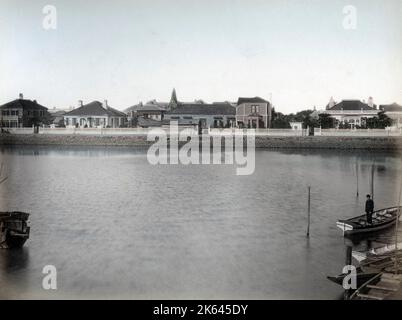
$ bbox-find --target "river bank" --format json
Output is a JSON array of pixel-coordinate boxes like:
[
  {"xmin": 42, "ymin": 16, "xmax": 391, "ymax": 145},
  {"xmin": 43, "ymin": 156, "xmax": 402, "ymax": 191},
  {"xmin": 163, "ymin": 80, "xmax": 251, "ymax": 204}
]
[{"xmin": 1, "ymin": 134, "xmax": 402, "ymax": 150}]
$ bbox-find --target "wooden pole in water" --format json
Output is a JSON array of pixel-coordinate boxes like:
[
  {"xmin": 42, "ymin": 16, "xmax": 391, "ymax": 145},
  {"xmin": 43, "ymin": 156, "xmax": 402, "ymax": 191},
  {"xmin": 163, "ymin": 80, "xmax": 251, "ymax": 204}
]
[
  {"xmin": 356, "ymin": 160, "xmax": 359, "ymax": 197},
  {"xmin": 394, "ymin": 178, "xmax": 402, "ymax": 275},
  {"xmin": 371, "ymin": 163, "xmax": 375, "ymax": 201},
  {"xmin": 307, "ymin": 186, "xmax": 311, "ymax": 237},
  {"xmin": 345, "ymin": 245, "xmax": 352, "ymax": 266},
  {"xmin": 0, "ymin": 163, "xmax": 7, "ymax": 185}
]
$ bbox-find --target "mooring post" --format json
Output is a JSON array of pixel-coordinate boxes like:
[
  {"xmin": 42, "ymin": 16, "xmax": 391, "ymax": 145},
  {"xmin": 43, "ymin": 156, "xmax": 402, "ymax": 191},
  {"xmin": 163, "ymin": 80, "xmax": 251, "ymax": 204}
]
[
  {"xmin": 345, "ymin": 245, "xmax": 352, "ymax": 266},
  {"xmin": 356, "ymin": 160, "xmax": 359, "ymax": 197},
  {"xmin": 394, "ymin": 179, "xmax": 402, "ymax": 275},
  {"xmin": 344, "ymin": 245, "xmax": 353, "ymax": 300},
  {"xmin": 307, "ymin": 186, "xmax": 311, "ymax": 237},
  {"xmin": 371, "ymin": 163, "xmax": 375, "ymax": 201}
]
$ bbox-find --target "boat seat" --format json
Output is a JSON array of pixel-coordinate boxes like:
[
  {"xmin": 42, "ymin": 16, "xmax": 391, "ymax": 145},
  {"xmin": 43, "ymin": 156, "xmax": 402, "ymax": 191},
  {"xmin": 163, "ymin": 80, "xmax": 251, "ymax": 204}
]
[
  {"xmin": 366, "ymin": 284, "xmax": 398, "ymax": 291},
  {"xmin": 356, "ymin": 293, "xmax": 384, "ymax": 300}
]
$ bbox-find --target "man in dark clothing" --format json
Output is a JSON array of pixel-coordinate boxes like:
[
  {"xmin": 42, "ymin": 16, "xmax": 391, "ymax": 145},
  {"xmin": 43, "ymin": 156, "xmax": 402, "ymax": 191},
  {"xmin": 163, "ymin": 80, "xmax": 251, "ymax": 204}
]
[{"xmin": 365, "ymin": 194, "xmax": 374, "ymax": 224}]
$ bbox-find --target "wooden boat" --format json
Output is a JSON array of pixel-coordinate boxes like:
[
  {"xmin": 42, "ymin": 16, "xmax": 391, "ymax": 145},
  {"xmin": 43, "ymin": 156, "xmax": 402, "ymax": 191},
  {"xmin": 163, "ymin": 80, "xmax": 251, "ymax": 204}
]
[
  {"xmin": 327, "ymin": 272, "xmax": 380, "ymax": 288},
  {"xmin": 349, "ymin": 272, "xmax": 402, "ymax": 300},
  {"xmin": 336, "ymin": 206, "xmax": 401, "ymax": 236},
  {"xmin": 358, "ymin": 249, "xmax": 402, "ymax": 274},
  {"xmin": 0, "ymin": 211, "xmax": 30, "ymax": 249}
]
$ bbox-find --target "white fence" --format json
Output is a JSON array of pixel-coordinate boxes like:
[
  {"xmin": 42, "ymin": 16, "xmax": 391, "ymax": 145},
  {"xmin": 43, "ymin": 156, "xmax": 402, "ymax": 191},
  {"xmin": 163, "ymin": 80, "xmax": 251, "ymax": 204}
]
[
  {"xmin": 208, "ymin": 128, "xmax": 306, "ymax": 136},
  {"xmin": 314, "ymin": 128, "xmax": 402, "ymax": 137},
  {"xmin": 39, "ymin": 127, "xmax": 307, "ymax": 136},
  {"xmin": 39, "ymin": 127, "xmax": 156, "ymax": 135},
  {"xmin": 2, "ymin": 127, "xmax": 402, "ymax": 137},
  {"xmin": 2, "ymin": 127, "xmax": 35, "ymax": 134}
]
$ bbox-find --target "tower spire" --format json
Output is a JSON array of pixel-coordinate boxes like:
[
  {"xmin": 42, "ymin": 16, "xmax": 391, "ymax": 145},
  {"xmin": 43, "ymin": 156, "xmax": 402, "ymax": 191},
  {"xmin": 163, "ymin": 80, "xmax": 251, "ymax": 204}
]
[{"xmin": 169, "ymin": 88, "xmax": 178, "ymax": 110}]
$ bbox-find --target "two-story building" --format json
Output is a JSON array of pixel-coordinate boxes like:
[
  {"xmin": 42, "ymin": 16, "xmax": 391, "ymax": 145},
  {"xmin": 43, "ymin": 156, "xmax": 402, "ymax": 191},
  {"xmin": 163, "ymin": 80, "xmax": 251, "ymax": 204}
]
[
  {"xmin": 64, "ymin": 100, "xmax": 127, "ymax": 128},
  {"xmin": 235, "ymin": 97, "xmax": 272, "ymax": 128},
  {"xmin": 0, "ymin": 94, "xmax": 50, "ymax": 128}
]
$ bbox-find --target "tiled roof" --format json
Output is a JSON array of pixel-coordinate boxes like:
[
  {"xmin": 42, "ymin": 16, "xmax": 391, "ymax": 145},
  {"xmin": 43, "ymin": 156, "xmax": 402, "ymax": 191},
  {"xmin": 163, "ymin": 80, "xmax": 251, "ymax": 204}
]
[
  {"xmin": 328, "ymin": 100, "xmax": 375, "ymax": 111},
  {"xmin": 64, "ymin": 101, "xmax": 126, "ymax": 117},
  {"xmin": 125, "ymin": 103, "xmax": 167, "ymax": 113},
  {"xmin": 137, "ymin": 117, "xmax": 163, "ymax": 127},
  {"xmin": 237, "ymin": 97, "xmax": 269, "ymax": 105},
  {"xmin": 380, "ymin": 103, "xmax": 402, "ymax": 112},
  {"xmin": 0, "ymin": 99, "xmax": 48, "ymax": 110},
  {"xmin": 167, "ymin": 103, "xmax": 236, "ymax": 115}
]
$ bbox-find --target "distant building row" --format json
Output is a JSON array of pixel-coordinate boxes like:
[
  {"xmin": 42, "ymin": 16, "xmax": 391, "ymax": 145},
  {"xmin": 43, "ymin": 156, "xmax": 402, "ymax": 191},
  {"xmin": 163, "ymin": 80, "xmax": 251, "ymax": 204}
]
[
  {"xmin": 1, "ymin": 92, "xmax": 402, "ymax": 129},
  {"xmin": 0, "ymin": 90, "xmax": 273, "ymax": 129}
]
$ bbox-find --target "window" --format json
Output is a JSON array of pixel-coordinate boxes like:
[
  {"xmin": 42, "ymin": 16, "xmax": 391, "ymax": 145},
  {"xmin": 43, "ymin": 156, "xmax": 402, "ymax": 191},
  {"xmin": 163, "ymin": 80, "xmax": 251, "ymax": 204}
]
[{"xmin": 251, "ymin": 105, "xmax": 259, "ymax": 113}]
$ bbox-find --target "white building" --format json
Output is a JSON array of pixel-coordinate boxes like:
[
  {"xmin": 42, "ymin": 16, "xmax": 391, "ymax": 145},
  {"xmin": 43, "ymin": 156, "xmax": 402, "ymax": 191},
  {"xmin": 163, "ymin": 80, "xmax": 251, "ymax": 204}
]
[
  {"xmin": 164, "ymin": 102, "xmax": 236, "ymax": 128},
  {"xmin": 324, "ymin": 97, "xmax": 378, "ymax": 128},
  {"xmin": 379, "ymin": 103, "xmax": 402, "ymax": 128},
  {"xmin": 289, "ymin": 122, "xmax": 303, "ymax": 130},
  {"xmin": 64, "ymin": 100, "xmax": 127, "ymax": 128}
]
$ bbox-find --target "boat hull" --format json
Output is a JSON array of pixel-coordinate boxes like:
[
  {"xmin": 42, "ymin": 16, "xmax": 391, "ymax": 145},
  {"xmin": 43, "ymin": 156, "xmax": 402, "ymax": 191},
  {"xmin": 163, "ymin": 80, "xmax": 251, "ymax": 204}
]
[
  {"xmin": 0, "ymin": 212, "xmax": 30, "ymax": 249},
  {"xmin": 337, "ymin": 206, "xmax": 401, "ymax": 236},
  {"xmin": 327, "ymin": 272, "xmax": 380, "ymax": 288}
]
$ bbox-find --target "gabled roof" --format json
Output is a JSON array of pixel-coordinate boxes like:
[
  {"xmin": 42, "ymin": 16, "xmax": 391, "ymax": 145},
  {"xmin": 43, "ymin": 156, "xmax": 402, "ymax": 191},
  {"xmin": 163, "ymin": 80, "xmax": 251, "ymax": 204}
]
[
  {"xmin": 237, "ymin": 97, "xmax": 269, "ymax": 105},
  {"xmin": 64, "ymin": 101, "xmax": 126, "ymax": 117},
  {"xmin": 0, "ymin": 99, "xmax": 48, "ymax": 110},
  {"xmin": 125, "ymin": 101, "xmax": 168, "ymax": 113},
  {"xmin": 379, "ymin": 103, "xmax": 402, "ymax": 112},
  {"xmin": 167, "ymin": 103, "xmax": 236, "ymax": 115},
  {"xmin": 328, "ymin": 100, "xmax": 375, "ymax": 111}
]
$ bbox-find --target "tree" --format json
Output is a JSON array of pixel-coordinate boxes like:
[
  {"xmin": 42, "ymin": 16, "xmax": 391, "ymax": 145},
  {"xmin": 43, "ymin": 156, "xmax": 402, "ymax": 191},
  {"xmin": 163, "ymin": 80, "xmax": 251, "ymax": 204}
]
[
  {"xmin": 366, "ymin": 111, "xmax": 392, "ymax": 129},
  {"xmin": 271, "ymin": 108, "xmax": 291, "ymax": 128},
  {"xmin": 318, "ymin": 113, "xmax": 334, "ymax": 129},
  {"xmin": 292, "ymin": 110, "xmax": 319, "ymax": 128}
]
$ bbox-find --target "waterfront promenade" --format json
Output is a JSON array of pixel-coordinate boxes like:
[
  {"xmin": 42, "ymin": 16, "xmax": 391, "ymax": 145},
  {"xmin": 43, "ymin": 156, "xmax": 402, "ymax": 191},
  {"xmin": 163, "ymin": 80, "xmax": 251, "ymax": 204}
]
[{"xmin": 1, "ymin": 128, "xmax": 402, "ymax": 150}]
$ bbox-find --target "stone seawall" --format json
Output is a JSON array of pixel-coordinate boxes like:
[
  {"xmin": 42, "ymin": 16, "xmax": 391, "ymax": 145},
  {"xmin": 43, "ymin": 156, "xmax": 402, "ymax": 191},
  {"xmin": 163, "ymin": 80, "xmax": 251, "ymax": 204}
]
[{"xmin": 0, "ymin": 134, "xmax": 402, "ymax": 150}]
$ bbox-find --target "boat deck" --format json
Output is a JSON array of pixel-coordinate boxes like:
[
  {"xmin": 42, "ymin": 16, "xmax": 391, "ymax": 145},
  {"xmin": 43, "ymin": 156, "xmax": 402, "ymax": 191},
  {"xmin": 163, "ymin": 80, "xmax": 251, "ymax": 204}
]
[{"xmin": 352, "ymin": 273, "xmax": 402, "ymax": 300}]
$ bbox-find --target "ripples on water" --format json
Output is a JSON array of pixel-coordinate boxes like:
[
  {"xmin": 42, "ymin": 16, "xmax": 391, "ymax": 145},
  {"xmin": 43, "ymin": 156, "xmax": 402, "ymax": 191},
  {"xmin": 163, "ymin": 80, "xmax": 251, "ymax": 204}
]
[{"xmin": 0, "ymin": 146, "xmax": 401, "ymax": 299}]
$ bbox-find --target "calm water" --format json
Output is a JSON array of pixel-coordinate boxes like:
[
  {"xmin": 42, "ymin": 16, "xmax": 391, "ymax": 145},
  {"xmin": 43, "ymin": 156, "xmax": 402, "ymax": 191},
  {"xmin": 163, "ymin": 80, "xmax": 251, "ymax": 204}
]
[{"xmin": 0, "ymin": 146, "xmax": 401, "ymax": 299}]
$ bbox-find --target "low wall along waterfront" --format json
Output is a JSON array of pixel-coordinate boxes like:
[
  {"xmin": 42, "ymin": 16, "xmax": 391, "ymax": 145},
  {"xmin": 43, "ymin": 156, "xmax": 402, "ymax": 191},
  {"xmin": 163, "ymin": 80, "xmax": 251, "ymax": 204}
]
[{"xmin": 1, "ymin": 133, "xmax": 402, "ymax": 150}]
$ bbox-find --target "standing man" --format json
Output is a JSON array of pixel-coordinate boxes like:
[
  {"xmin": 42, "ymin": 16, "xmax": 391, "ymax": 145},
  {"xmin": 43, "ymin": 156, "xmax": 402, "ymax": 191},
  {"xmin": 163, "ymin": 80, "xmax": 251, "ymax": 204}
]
[{"xmin": 365, "ymin": 194, "xmax": 374, "ymax": 224}]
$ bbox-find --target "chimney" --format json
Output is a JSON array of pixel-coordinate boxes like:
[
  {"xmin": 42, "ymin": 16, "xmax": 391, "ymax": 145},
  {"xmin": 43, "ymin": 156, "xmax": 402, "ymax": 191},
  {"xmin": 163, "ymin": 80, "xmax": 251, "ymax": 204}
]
[
  {"xmin": 19, "ymin": 93, "xmax": 23, "ymax": 99},
  {"xmin": 102, "ymin": 99, "xmax": 108, "ymax": 109},
  {"xmin": 78, "ymin": 100, "xmax": 83, "ymax": 108},
  {"xmin": 368, "ymin": 96, "xmax": 375, "ymax": 109}
]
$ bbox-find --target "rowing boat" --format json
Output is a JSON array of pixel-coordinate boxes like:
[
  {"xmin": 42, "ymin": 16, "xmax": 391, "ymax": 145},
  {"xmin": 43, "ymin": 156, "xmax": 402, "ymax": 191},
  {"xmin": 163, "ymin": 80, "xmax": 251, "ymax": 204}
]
[
  {"xmin": 349, "ymin": 272, "xmax": 402, "ymax": 300},
  {"xmin": 0, "ymin": 211, "xmax": 30, "ymax": 249},
  {"xmin": 336, "ymin": 206, "xmax": 401, "ymax": 236}
]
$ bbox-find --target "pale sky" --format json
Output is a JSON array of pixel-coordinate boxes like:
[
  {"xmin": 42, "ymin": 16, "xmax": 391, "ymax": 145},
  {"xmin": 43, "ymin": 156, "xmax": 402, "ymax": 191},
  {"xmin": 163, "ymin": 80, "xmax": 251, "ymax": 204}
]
[{"xmin": 0, "ymin": 0, "xmax": 401, "ymax": 113}]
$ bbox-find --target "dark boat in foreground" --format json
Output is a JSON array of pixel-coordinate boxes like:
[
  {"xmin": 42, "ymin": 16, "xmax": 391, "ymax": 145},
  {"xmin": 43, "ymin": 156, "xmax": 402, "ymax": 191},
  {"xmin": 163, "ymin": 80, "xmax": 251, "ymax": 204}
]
[
  {"xmin": 336, "ymin": 206, "xmax": 401, "ymax": 236},
  {"xmin": 327, "ymin": 272, "xmax": 380, "ymax": 288},
  {"xmin": 0, "ymin": 212, "xmax": 30, "ymax": 249}
]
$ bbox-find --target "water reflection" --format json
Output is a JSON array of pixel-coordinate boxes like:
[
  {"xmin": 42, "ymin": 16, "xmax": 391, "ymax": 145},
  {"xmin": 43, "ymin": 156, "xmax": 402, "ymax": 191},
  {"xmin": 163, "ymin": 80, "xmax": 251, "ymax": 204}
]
[{"xmin": 0, "ymin": 248, "xmax": 30, "ymax": 273}]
